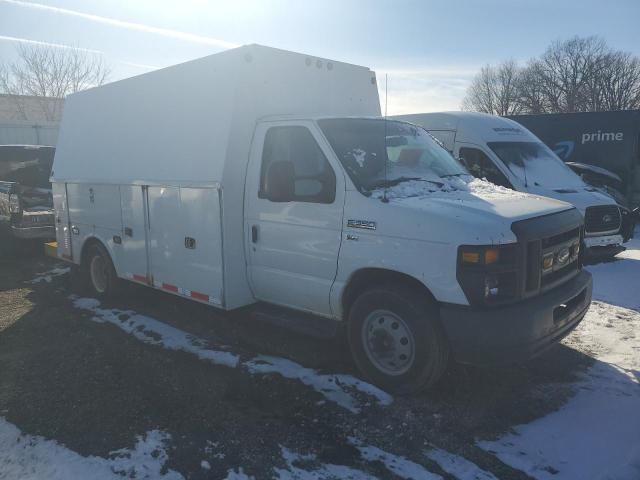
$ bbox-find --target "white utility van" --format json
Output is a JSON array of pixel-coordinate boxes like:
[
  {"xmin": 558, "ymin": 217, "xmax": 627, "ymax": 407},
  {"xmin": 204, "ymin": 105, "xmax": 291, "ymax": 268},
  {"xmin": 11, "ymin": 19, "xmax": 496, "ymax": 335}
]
[
  {"xmin": 393, "ymin": 112, "xmax": 626, "ymax": 257},
  {"xmin": 52, "ymin": 45, "xmax": 592, "ymax": 393}
]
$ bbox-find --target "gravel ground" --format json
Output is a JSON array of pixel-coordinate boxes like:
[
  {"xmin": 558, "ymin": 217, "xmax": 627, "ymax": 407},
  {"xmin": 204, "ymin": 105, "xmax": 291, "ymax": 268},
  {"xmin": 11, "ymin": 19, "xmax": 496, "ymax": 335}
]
[{"xmin": 0, "ymin": 231, "xmax": 611, "ymax": 479}]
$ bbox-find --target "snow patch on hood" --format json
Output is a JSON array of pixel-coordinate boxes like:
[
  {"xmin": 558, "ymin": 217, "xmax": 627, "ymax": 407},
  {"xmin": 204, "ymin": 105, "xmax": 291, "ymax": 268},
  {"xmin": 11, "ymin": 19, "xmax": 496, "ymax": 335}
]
[{"xmin": 371, "ymin": 175, "xmax": 529, "ymax": 202}]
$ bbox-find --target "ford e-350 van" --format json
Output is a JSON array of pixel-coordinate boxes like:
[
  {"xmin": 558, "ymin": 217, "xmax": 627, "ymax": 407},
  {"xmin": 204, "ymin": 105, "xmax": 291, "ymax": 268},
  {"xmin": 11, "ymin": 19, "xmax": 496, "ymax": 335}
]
[
  {"xmin": 52, "ymin": 46, "xmax": 592, "ymax": 393},
  {"xmin": 393, "ymin": 112, "xmax": 626, "ymax": 258}
]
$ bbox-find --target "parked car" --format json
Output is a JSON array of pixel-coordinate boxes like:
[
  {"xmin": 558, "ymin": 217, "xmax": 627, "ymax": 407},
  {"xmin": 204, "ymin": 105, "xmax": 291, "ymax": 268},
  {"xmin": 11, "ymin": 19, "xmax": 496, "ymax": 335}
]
[
  {"xmin": 51, "ymin": 45, "xmax": 592, "ymax": 393},
  {"xmin": 393, "ymin": 112, "xmax": 627, "ymax": 258},
  {"xmin": 0, "ymin": 145, "xmax": 55, "ymax": 240}
]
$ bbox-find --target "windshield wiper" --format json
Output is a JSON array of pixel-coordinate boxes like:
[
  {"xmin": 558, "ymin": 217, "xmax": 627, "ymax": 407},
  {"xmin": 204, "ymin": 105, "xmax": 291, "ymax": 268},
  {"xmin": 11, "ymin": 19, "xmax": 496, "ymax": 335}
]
[
  {"xmin": 368, "ymin": 176, "xmax": 447, "ymax": 191},
  {"xmin": 440, "ymin": 173, "xmax": 466, "ymax": 178},
  {"xmin": 368, "ymin": 176, "xmax": 422, "ymax": 189}
]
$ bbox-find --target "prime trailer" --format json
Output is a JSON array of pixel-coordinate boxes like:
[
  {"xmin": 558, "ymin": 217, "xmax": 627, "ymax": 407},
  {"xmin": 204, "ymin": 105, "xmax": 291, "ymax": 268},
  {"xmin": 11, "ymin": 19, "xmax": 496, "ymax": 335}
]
[{"xmin": 508, "ymin": 110, "xmax": 640, "ymax": 208}]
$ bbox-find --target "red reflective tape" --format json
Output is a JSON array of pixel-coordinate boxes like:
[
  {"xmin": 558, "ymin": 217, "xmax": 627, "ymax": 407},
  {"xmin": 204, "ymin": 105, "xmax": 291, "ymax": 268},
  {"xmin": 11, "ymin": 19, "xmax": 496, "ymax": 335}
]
[
  {"xmin": 133, "ymin": 274, "xmax": 147, "ymax": 283},
  {"xmin": 190, "ymin": 290, "xmax": 209, "ymax": 302},
  {"xmin": 162, "ymin": 283, "xmax": 178, "ymax": 293}
]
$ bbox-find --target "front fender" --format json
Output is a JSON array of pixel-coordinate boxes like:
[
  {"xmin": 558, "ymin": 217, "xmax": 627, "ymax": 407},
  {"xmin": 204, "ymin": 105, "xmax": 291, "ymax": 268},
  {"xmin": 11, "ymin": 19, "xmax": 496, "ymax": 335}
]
[{"xmin": 330, "ymin": 231, "xmax": 468, "ymax": 320}]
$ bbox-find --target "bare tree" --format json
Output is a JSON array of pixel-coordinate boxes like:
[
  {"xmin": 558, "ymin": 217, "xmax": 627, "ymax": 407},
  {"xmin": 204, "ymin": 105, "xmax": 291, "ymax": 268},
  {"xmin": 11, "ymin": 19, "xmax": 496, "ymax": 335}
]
[
  {"xmin": 0, "ymin": 44, "xmax": 110, "ymax": 122},
  {"xmin": 534, "ymin": 36, "xmax": 608, "ymax": 113},
  {"xmin": 461, "ymin": 60, "xmax": 522, "ymax": 115},
  {"xmin": 597, "ymin": 51, "xmax": 640, "ymax": 111},
  {"xmin": 516, "ymin": 61, "xmax": 547, "ymax": 114},
  {"xmin": 462, "ymin": 36, "xmax": 640, "ymax": 115}
]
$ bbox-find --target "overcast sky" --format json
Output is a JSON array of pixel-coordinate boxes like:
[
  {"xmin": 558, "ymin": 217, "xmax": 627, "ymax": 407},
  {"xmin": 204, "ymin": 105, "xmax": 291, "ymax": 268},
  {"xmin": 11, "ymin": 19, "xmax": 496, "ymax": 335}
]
[{"xmin": 1, "ymin": 0, "xmax": 639, "ymax": 114}]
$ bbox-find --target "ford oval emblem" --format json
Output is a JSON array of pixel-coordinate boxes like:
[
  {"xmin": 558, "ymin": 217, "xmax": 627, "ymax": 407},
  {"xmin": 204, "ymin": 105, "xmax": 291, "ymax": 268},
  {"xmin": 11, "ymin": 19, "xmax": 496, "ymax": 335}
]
[
  {"xmin": 602, "ymin": 214, "xmax": 613, "ymax": 223},
  {"xmin": 557, "ymin": 247, "xmax": 570, "ymax": 265}
]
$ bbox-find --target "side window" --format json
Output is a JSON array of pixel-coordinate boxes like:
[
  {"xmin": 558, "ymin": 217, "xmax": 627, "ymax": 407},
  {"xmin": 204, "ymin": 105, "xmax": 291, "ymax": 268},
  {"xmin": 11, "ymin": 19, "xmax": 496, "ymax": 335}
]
[
  {"xmin": 260, "ymin": 126, "xmax": 336, "ymax": 204},
  {"xmin": 459, "ymin": 147, "xmax": 512, "ymax": 189}
]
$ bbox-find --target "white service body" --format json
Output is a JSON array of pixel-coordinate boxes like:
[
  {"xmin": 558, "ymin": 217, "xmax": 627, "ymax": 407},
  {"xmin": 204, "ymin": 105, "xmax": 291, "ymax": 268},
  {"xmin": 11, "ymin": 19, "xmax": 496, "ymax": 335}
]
[
  {"xmin": 392, "ymin": 112, "xmax": 625, "ymax": 251},
  {"xmin": 52, "ymin": 45, "xmax": 587, "ymax": 330}
]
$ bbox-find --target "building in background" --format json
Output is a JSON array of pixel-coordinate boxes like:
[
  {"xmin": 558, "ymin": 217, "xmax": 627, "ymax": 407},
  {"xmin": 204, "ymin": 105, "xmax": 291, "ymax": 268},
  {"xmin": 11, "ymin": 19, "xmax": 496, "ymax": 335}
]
[{"xmin": 0, "ymin": 94, "xmax": 62, "ymax": 146}]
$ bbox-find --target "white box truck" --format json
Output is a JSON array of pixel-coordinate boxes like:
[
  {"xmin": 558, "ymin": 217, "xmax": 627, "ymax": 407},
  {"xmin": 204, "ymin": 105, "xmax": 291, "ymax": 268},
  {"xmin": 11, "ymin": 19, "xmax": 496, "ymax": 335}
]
[
  {"xmin": 393, "ymin": 112, "xmax": 626, "ymax": 258},
  {"xmin": 51, "ymin": 45, "xmax": 592, "ymax": 393}
]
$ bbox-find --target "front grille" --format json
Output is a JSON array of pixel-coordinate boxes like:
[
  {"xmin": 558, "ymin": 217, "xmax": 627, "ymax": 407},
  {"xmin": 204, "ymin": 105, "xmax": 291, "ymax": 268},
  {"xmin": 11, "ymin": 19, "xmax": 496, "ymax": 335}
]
[
  {"xmin": 512, "ymin": 207, "xmax": 584, "ymax": 299},
  {"xmin": 525, "ymin": 230, "xmax": 580, "ymax": 294},
  {"xmin": 584, "ymin": 205, "xmax": 621, "ymax": 234}
]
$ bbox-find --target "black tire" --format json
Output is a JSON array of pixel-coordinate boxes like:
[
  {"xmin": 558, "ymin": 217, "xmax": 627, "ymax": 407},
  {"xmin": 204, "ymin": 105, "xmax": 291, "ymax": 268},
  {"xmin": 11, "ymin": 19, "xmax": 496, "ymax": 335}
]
[
  {"xmin": 83, "ymin": 243, "xmax": 121, "ymax": 299},
  {"xmin": 347, "ymin": 284, "xmax": 449, "ymax": 394}
]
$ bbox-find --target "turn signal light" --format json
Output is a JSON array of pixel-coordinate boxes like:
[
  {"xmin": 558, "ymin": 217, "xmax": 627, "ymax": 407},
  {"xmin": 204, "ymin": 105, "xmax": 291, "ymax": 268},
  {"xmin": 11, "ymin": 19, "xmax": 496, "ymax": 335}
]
[
  {"xmin": 462, "ymin": 252, "xmax": 480, "ymax": 263},
  {"xmin": 484, "ymin": 248, "xmax": 500, "ymax": 264}
]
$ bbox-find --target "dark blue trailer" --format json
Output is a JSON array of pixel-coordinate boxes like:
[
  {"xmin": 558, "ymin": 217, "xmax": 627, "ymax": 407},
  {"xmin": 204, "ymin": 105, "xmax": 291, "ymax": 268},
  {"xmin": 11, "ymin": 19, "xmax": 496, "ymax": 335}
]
[{"xmin": 508, "ymin": 111, "xmax": 640, "ymax": 208}]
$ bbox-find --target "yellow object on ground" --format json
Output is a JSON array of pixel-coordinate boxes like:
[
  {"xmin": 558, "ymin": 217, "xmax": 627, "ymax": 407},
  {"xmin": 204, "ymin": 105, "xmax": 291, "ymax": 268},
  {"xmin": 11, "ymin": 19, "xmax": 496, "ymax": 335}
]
[{"xmin": 44, "ymin": 241, "xmax": 58, "ymax": 259}]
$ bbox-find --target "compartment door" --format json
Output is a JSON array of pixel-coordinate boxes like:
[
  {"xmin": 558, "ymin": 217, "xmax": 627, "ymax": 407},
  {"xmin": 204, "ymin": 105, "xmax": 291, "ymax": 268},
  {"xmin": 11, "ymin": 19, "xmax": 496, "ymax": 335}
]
[
  {"xmin": 147, "ymin": 186, "xmax": 223, "ymax": 305},
  {"xmin": 120, "ymin": 185, "xmax": 149, "ymax": 282},
  {"xmin": 52, "ymin": 182, "xmax": 72, "ymax": 261}
]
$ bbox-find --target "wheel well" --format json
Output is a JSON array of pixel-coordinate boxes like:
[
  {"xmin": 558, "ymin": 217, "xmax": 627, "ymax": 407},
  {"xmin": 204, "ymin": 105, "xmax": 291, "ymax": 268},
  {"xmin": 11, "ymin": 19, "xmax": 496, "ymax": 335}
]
[
  {"xmin": 79, "ymin": 237, "xmax": 106, "ymax": 266},
  {"xmin": 341, "ymin": 268, "xmax": 436, "ymax": 319}
]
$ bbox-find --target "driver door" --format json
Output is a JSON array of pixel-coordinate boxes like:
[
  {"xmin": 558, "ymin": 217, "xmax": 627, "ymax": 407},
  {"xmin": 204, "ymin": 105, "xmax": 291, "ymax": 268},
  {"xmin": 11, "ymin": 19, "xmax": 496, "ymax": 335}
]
[{"xmin": 244, "ymin": 121, "xmax": 345, "ymax": 317}]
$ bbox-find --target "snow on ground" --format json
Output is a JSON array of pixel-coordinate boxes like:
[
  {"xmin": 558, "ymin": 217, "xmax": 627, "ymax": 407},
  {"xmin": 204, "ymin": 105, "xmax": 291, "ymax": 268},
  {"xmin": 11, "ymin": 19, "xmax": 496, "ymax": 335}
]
[
  {"xmin": 585, "ymin": 234, "xmax": 640, "ymax": 310},
  {"xmin": 28, "ymin": 267, "xmax": 71, "ymax": 284},
  {"xmin": 274, "ymin": 447, "xmax": 376, "ymax": 480},
  {"xmin": 425, "ymin": 447, "xmax": 498, "ymax": 480},
  {"xmin": 0, "ymin": 419, "xmax": 183, "ymax": 479},
  {"xmin": 478, "ymin": 234, "xmax": 640, "ymax": 480},
  {"xmin": 245, "ymin": 355, "xmax": 392, "ymax": 413},
  {"xmin": 70, "ymin": 296, "xmax": 392, "ymax": 413},
  {"xmin": 350, "ymin": 439, "xmax": 442, "ymax": 480},
  {"xmin": 70, "ymin": 296, "xmax": 240, "ymax": 368},
  {"xmin": 224, "ymin": 467, "xmax": 255, "ymax": 479}
]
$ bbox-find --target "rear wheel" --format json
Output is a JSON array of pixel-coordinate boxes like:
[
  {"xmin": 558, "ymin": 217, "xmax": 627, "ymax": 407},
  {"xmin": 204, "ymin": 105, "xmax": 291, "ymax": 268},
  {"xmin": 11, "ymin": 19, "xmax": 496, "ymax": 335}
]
[
  {"xmin": 84, "ymin": 243, "xmax": 121, "ymax": 298},
  {"xmin": 347, "ymin": 284, "xmax": 449, "ymax": 394}
]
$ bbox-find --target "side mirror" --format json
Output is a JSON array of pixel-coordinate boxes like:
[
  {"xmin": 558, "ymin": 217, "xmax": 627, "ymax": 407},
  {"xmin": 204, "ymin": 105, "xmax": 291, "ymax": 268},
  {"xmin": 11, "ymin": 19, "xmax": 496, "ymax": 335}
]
[{"xmin": 264, "ymin": 161, "xmax": 295, "ymax": 202}]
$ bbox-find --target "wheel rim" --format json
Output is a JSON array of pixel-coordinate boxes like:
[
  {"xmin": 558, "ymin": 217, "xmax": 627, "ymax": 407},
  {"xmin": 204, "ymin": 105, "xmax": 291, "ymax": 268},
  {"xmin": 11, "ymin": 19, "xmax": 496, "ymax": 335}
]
[
  {"xmin": 361, "ymin": 309, "xmax": 415, "ymax": 376},
  {"xmin": 89, "ymin": 254, "xmax": 108, "ymax": 294}
]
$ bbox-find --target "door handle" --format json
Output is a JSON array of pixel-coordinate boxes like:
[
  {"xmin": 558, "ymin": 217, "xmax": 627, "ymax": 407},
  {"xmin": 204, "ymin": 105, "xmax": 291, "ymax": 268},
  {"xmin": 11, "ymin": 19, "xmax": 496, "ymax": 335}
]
[{"xmin": 251, "ymin": 225, "xmax": 258, "ymax": 243}]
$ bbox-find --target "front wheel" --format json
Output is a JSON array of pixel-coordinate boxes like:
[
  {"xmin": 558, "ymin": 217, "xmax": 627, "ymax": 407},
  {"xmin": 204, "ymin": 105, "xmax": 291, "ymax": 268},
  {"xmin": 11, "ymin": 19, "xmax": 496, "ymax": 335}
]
[{"xmin": 347, "ymin": 284, "xmax": 449, "ymax": 394}]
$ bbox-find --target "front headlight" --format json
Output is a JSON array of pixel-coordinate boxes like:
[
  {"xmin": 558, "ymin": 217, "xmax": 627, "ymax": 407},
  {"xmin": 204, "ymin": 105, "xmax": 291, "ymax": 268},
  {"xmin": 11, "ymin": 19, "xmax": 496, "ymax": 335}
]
[{"xmin": 457, "ymin": 244, "xmax": 519, "ymax": 306}]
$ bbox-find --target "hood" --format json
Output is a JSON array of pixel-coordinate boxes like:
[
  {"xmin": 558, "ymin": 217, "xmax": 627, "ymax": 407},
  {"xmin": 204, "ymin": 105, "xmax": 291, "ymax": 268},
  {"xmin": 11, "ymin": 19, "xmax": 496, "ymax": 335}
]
[
  {"xmin": 525, "ymin": 185, "xmax": 617, "ymax": 213},
  {"xmin": 373, "ymin": 176, "xmax": 572, "ymax": 222}
]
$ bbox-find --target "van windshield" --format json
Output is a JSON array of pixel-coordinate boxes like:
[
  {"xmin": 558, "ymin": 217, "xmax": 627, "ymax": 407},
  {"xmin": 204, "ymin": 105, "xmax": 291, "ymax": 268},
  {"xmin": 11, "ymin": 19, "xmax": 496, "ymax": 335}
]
[
  {"xmin": 318, "ymin": 118, "xmax": 468, "ymax": 193},
  {"xmin": 487, "ymin": 141, "xmax": 584, "ymax": 189}
]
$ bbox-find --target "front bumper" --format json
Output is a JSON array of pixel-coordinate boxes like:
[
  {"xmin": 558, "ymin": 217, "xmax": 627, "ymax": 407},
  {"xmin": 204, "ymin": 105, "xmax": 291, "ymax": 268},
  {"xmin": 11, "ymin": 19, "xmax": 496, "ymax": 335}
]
[
  {"xmin": 584, "ymin": 234, "xmax": 625, "ymax": 259},
  {"xmin": 11, "ymin": 224, "xmax": 55, "ymax": 239},
  {"xmin": 440, "ymin": 270, "xmax": 592, "ymax": 366}
]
